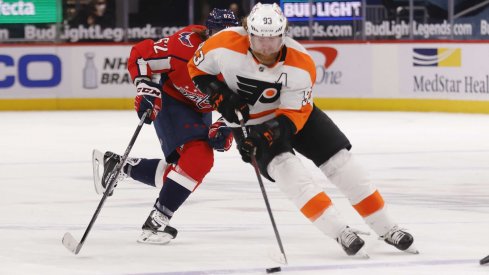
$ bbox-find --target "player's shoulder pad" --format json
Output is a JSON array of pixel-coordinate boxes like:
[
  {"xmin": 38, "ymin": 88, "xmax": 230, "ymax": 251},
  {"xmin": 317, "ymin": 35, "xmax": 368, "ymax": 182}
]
[
  {"xmin": 166, "ymin": 25, "xmax": 207, "ymax": 56},
  {"xmin": 283, "ymin": 37, "xmax": 316, "ymax": 83},
  {"xmin": 283, "ymin": 37, "xmax": 309, "ymax": 55},
  {"xmin": 202, "ymin": 26, "xmax": 248, "ymax": 54}
]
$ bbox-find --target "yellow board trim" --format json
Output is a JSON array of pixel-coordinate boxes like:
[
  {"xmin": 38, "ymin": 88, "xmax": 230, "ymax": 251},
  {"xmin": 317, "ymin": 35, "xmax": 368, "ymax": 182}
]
[
  {"xmin": 1, "ymin": 97, "xmax": 489, "ymax": 114},
  {"xmin": 0, "ymin": 98, "xmax": 133, "ymax": 111},
  {"xmin": 314, "ymin": 98, "xmax": 489, "ymax": 114}
]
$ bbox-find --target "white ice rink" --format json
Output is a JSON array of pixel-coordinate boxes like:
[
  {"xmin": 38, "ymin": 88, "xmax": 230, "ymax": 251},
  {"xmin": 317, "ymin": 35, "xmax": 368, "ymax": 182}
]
[{"xmin": 1, "ymin": 110, "xmax": 488, "ymax": 275}]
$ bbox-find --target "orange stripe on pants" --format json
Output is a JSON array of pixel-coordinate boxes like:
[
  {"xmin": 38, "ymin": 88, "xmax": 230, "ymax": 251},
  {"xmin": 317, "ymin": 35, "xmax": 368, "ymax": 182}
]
[
  {"xmin": 353, "ymin": 190, "xmax": 385, "ymax": 217},
  {"xmin": 300, "ymin": 192, "xmax": 332, "ymax": 221}
]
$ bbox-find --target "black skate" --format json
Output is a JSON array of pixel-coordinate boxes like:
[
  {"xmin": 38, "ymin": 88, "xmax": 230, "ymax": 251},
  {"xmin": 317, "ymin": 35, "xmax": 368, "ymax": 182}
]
[
  {"xmin": 92, "ymin": 149, "xmax": 136, "ymax": 196},
  {"xmin": 137, "ymin": 209, "xmax": 178, "ymax": 245},
  {"xmin": 381, "ymin": 226, "xmax": 419, "ymax": 254},
  {"xmin": 336, "ymin": 226, "xmax": 369, "ymax": 258}
]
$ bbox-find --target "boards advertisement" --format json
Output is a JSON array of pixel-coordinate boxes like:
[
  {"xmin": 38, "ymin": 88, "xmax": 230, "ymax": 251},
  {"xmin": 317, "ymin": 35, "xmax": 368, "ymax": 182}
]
[{"xmin": 1, "ymin": 42, "xmax": 488, "ymax": 113}]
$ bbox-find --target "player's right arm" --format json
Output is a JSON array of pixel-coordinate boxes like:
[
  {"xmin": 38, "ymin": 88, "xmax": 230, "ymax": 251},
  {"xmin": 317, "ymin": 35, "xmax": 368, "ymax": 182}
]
[
  {"xmin": 188, "ymin": 31, "xmax": 250, "ymax": 124},
  {"xmin": 127, "ymin": 38, "xmax": 172, "ymax": 85},
  {"xmin": 127, "ymin": 38, "xmax": 172, "ymax": 123}
]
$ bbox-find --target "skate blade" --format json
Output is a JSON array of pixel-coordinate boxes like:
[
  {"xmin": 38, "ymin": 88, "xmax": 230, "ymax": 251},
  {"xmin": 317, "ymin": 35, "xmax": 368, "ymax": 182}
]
[
  {"xmin": 92, "ymin": 149, "xmax": 105, "ymax": 195},
  {"xmin": 404, "ymin": 245, "xmax": 420, "ymax": 254},
  {"xmin": 137, "ymin": 231, "xmax": 174, "ymax": 245},
  {"xmin": 355, "ymin": 251, "xmax": 370, "ymax": 259},
  {"xmin": 352, "ymin": 247, "xmax": 370, "ymax": 259}
]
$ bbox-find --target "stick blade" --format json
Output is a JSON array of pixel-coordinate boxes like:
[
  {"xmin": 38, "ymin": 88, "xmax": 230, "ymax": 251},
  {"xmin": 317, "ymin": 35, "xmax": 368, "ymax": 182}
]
[
  {"xmin": 268, "ymin": 249, "xmax": 287, "ymax": 265},
  {"xmin": 481, "ymin": 255, "xmax": 489, "ymax": 265},
  {"xmin": 62, "ymin": 232, "xmax": 80, "ymax": 254}
]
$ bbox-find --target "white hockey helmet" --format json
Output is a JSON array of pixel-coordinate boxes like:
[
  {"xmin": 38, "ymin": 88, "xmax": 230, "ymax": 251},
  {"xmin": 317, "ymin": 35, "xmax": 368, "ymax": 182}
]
[{"xmin": 247, "ymin": 3, "xmax": 287, "ymax": 55}]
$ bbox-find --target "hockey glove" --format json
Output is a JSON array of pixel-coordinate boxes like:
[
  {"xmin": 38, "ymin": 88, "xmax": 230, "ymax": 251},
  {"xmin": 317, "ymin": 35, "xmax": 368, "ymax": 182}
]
[
  {"xmin": 208, "ymin": 117, "xmax": 234, "ymax": 152},
  {"xmin": 218, "ymin": 92, "xmax": 249, "ymax": 125},
  {"xmin": 204, "ymin": 80, "xmax": 250, "ymax": 124},
  {"xmin": 134, "ymin": 79, "xmax": 163, "ymax": 124},
  {"xmin": 238, "ymin": 116, "xmax": 296, "ymax": 163}
]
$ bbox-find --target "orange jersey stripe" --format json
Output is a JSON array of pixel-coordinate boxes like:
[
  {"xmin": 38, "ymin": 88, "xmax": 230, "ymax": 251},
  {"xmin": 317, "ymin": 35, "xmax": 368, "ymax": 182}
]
[
  {"xmin": 353, "ymin": 190, "xmax": 385, "ymax": 217},
  {"xmin": 300, "ymin": 192, "xmax": 332, "ymax": 221},
  {"xmin": 202, "ymin": 30, "xmax": 249, "ymax": 55},
  {"xmin": 275, "ymin": 104, "xmax": 313, "ymax": 132},
  {"xmin": 188, "ymin": 30, "xmax": 248, "ymax": 79},
  {"xmin": 283, "ymin": 47, "xmax": 317, "ymax": 84}
]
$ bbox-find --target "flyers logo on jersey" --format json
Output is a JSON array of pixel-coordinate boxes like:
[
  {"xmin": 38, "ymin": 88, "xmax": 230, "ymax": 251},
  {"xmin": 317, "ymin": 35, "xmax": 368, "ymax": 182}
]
[
  {"xmin": 236, "ymin": 75, "xmax": 282, "ymax": 105},
  {"xmin": 178, "ymin": 32, "xmax": 194, "ymax": 48}
]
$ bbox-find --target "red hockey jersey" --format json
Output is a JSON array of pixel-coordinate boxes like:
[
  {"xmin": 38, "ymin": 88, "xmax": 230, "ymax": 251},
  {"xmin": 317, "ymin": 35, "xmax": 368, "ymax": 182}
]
[{"xmin": 128, "ymin": 25, "xmax": 212, "ymax": 113}]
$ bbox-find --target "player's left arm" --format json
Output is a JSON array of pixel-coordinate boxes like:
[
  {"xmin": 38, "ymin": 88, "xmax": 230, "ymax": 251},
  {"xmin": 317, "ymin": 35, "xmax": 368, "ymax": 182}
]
[
  {"xmin": 274, "ymin": 47, "xmax": 316, "ymax": 133},
  {"xmin": 238, "ymin": 87, "xmax": 313, "ymax": 162},
  {"xmin": 239, "ymin": 62, "xmax": 315, "ymax": 162},
  {"xmin": 275, "ymin": 86, "xmax": 313, "ymax": 133}
]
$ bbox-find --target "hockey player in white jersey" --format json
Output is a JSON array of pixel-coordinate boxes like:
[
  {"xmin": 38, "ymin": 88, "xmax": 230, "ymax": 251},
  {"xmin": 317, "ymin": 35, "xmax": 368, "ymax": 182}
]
[{"xmin": 189, "ymin": 2, "xmax": 418, "ymax": 257}]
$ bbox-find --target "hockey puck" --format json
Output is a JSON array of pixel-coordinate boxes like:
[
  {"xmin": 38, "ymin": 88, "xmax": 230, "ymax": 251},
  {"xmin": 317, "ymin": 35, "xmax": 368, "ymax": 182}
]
[
  {"xmin": 266, "ymin": 266, "xmax": 281, "ymax": 273},
  {"xmin": 480, "ymin": 255, "xmax": 489, "ymax": 265}
]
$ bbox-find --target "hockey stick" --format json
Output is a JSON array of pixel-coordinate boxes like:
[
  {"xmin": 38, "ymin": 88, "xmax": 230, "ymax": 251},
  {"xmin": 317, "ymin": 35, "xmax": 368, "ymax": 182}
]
[
  {"xmin": 237, "ymin": 112, "xmax": 288, "ymax": 265},
  {"xmin": 62, "ymin": 109, "xmax": 151, "ymax": 255}
]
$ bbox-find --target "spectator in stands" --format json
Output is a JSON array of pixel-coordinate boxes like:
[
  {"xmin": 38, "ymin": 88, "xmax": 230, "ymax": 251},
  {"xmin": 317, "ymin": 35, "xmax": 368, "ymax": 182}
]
[
  {"xmin": 70, "ymin": 0, "xmax": 115, "ymax": 28},
  {"xmin": 229, "ymin": 2, "xmax": 243, "ymax": 19}
]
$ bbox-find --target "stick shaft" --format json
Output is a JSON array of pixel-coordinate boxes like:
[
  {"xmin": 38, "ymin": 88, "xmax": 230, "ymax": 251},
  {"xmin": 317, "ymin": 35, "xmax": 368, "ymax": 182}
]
[
  {"xmin": 237, "ymin": 112, "xmax": 287, "ymax": 264},
  {"xmin": 72, "ymin": 109, "xmax": 150, "ymax": 254}
]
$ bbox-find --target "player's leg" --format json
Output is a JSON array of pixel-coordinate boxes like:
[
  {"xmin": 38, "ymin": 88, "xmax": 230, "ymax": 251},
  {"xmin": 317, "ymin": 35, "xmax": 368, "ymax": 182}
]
[
  {"xmin": 92, "ymin": 95, "xmax": 173, "ymax": 195},
  {"xmin": 320, "ymin": 149, "xmax": 417, "ymax": 253},
  {"xmin": 92, "ymin": 150, "xmax": 146, "ymax": 195},
  {"xmin": 267, "ymin": 152, "xmax": 367, "ymax": 257},
  {"xmin": 233, "ymin": 124, "xmax": 366, "ymax": 257},
  {"xmin": 93, "ymin": 95, "xmax": 207, "ymax": 194},
  {"xmin": 294, "ymin": 106, "xmax": 417, "ymax": 253},
  {"xmin": 138, "ymin": 94, "xmax": 214, "ymax": 244}
]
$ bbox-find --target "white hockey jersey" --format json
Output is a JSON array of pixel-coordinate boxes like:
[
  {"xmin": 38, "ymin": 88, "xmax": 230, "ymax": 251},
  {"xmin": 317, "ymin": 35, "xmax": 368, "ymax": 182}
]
[{"xmin": 188, "ymin": 27, "xmax": 315, "ymax": 132}]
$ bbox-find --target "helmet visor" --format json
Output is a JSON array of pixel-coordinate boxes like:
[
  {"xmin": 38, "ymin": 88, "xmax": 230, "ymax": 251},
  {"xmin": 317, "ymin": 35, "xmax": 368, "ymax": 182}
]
[{"xmin": 249, "ymin": 35, "xmax": 283, "ymax": 56}]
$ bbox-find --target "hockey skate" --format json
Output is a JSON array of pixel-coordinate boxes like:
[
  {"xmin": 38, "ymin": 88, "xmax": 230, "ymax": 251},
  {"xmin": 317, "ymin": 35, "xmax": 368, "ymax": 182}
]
[
  {"xmin": 137, "ymin": 208, "xmax": 178, "ymax": 245},
  {"xmin": 381, "ymin": 226, "xmax": 419, "ymax": 254},
  {"xmin": 92, "ymin": 149, "xmax": 138, "ymax": 196},
  {"xmin": 337, "ymin": 226, "xmax": 370, "ymax": 258}
]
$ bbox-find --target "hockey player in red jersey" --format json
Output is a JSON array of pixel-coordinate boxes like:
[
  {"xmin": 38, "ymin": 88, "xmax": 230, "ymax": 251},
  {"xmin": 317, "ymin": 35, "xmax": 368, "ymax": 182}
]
[
  {"xmin": 92, "ymin": 8, "xmax": 239, "ymax": 244},
  {"xmin": 189, "ymin": 3, "xmax": 418, "ymax": 257}
]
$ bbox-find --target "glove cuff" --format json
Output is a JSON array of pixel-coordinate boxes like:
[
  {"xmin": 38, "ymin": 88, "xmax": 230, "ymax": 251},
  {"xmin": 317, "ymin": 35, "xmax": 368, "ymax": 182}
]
[
  {"xmin": 137, "ymin": 79, "xmax": 163, "ymax": 91},
  {"xmin": 264, "ymin": 115, "xmax": 296, "ymax": 143},
  {"xmin": 134, "ymin": 76, "xmax": 151, "ymax": 86}
]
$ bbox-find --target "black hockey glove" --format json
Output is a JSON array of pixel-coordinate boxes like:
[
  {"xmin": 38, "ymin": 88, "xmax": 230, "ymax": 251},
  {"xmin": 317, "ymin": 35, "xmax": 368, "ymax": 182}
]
[
  {"xmin": 135, "ymin": 79, "xmax": 162, "ymax": 124},
  {"xmin": 238, "ymin": 115, "xmax": 296, "ymax": 163},
  {"xmin": 208, "ymin": 81, "xmax": 249, "ymax": 124},
  {"xmin": 193, "ymin": 75, "xmax": 249, "ymax": 124}
]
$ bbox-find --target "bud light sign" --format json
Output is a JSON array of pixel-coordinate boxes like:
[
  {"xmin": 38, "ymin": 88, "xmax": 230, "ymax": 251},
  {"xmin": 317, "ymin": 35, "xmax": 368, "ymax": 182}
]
[{"xmin": 281, "ymin": 0, "xmax": 362, "ymax": 21}]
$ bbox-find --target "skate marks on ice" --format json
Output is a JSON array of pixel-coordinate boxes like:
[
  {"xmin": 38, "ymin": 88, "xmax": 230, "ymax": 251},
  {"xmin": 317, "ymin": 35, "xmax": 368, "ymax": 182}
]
[
  {"xmin": 1, "ymin": 111, "xmax": 489, "ymax": 274},
  {"xmin": 124, "ymin": 258, "xmax": 479, "ymax": 275}
]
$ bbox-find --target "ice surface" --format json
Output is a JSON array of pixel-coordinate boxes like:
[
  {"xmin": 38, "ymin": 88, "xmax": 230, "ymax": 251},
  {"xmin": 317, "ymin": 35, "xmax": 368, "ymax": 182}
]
[{"xmin": 1, "ymin": 110, "xmax": 488, "ymax": 275}]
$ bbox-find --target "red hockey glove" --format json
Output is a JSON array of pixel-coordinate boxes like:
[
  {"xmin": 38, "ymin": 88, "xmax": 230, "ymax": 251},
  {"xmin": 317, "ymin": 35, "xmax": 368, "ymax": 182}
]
[
  {"xmin": 134, "ymin": 79, "xmax": 162, "ymax": 124},
  {"xmin": 208, "ymin": 117, "xmax": 234, "ymax": 152}
]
